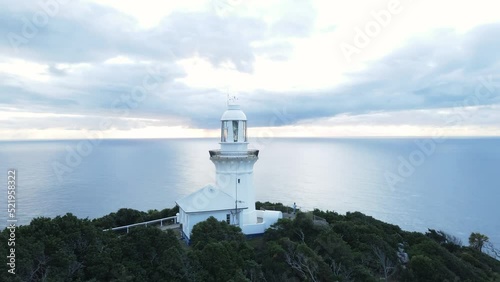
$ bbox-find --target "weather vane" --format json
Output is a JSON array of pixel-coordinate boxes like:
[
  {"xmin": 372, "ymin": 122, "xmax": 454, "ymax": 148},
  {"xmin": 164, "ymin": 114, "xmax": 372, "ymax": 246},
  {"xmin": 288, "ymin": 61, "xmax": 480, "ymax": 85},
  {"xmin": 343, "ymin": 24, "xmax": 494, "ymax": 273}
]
[{"xmin": 226, "ymin": 92, "xmax": 238, "ymax": 106}]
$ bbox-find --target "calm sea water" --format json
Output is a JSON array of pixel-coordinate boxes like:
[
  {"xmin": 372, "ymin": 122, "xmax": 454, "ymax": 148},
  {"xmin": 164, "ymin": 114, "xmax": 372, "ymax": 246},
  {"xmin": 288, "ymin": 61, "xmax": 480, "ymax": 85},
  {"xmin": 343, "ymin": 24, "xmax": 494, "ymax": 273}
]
[{"xmin": 0, "ymin": 138, "xmax": 499, "ymax": 246}]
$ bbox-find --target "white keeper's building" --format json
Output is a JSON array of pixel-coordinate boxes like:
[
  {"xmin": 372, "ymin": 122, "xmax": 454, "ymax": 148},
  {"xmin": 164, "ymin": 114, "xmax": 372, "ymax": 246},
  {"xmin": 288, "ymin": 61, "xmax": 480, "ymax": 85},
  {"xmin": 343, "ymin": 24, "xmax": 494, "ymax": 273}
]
[{"xmin": 176, "ymin": 101, "xmax": 282, "ymax": 241}]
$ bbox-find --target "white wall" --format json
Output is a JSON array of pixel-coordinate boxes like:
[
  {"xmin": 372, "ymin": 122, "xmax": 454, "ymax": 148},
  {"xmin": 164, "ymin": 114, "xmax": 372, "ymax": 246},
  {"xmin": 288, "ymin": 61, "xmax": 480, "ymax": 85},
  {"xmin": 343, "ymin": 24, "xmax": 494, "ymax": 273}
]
[
  {"xmin": 241, "ymin": 223, "xmax": 266, "ymax": 235},
  {"xmin": 262, "ymin": 210, "xmax": 283, "ymax": 229},
  {"xmin": 180, "ymin": 209, "xmax": 283, "ymax": 240},
  {"xmin": 182, "ymin": 210, "xmax": 232, "ymax": 240},
  {"xmin": 241, "ymin": 210, "xmax": 283, "ymax": 235}
]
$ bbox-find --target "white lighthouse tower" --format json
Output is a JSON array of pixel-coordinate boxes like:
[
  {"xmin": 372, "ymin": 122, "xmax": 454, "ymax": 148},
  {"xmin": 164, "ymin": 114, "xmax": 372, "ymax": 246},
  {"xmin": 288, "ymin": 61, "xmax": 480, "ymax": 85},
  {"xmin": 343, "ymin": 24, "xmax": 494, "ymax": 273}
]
[
  {"xmin": 209, "ymin": 98, "xmax": 259, "ymax": 226},
  {"xmin": 176, "ymin": 99, "xmax": 282, "ymax": 242}
]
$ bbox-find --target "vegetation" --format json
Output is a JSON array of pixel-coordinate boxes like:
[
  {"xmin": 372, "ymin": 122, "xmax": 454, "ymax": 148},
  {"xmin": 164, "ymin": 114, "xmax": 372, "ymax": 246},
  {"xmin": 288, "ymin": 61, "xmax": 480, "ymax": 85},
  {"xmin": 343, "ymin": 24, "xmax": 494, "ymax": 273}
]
[
  {"xmin": 256, "ymin": 201, "xmax": 296, "ymax": 213},
  {"xmin": 470, "ymin": 232, "xmax": 490, "ymax": 252},
  {"xmin": 1, "ymin": 203, "xmax": 499, "ymax": 281},
  {"xmin": 91, "ymin": 206, "xmax": 179, "ymax": 230}
]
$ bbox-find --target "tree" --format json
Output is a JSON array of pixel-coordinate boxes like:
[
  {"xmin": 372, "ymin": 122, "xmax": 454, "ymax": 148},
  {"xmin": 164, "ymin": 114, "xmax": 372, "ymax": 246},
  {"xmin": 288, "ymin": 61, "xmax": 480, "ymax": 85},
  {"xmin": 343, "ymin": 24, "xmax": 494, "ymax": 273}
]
[
  {"xmin": 373, "ymin": 246, "xmax": 396, "ymax": 281},
  {"xmin": 469, "ymin": 232, "xmax": 489, "ymax": 252},
  {"xmin": 190, "ymin": 216, "xmax": 246, "ymax": 249},
  {"xmin": 114, "ymin": 208, "xmax": 145, "ymax": 226},
  {"xmin": 315, "ymin": 230, "xmax": 354, "ymax": 280},
  {"xmin": 281, "ymin": 238, "xmax": 333, "ymax": 282},
  {"xmin": 189, "ymin": 242, "xmax": 246, "ymax": 282},
  {"xmin": 410, "ymin": 255, "xmax": 437, "ymax": 281},
  {"xmin": 426, "ymin": 229, "xmax": 462, "ymax": 252},
  {"xmin": 3, "ymin": 205, "xmax": 500, "ymax": 281},
  {"xmin": 189, "ymin": 217, "xmax": 255, "ymax": 281}
]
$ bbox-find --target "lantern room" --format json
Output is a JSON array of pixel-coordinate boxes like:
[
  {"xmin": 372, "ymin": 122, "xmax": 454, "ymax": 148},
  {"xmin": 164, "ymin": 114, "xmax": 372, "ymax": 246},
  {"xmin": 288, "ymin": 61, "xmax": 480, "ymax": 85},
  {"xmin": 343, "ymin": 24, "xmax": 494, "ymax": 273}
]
[{"xmin": 219, "ymin": 103, "xmax": 249, "ymax": 152}]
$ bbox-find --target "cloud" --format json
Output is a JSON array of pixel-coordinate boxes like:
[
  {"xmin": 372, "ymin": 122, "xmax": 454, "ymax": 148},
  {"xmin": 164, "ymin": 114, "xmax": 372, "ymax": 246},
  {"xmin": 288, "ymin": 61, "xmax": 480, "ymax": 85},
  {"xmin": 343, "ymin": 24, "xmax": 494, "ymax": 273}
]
[
  {"xmin": 0, "ymin": 0, "xmax": 499, "ymax": 139},
  {"xmin": 241, "ymin": 23, "xmax": 500, "ymax": 127},
  {"xmin": 269, "ymin": 0, "xmax": 316, "ymax": 37},
  {"xmin": 0, "ymin": 1, "xmax": 275, "ymax": 72}
]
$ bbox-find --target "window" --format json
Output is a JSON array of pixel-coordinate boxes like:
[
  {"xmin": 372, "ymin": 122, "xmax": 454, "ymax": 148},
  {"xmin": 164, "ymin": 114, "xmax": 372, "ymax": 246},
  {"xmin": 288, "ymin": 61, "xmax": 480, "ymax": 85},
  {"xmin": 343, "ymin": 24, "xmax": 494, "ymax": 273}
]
[
  {"xmin": 221, "ymin": 121, "xmax": 228, "ymax": 142},
  {"xmin": 226, "ymin": 214, "xmax": 230, "ymax": 224},
  {"xmin": 242, "ymin": 121, "xmax": 247, "ymax": 142},
  {"xmin": 233, "ymin": 120, "xmax": 239, "ymax": 142}
]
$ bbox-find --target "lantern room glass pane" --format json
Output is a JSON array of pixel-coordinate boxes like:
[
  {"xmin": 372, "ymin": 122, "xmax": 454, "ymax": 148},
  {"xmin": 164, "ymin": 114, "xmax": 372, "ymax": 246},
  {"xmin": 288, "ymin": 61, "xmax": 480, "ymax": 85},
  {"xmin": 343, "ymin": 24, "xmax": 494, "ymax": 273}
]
[
  {"xmin": 221, "ymin": 121, "xmax": 228, "ymax": 142},
  {"xmin": 242, "ymin": 121, "xmax": 247, "ymax": 142},
  {"xmin": 233, "ymin": 120, "xmax": 239, "ymax": 142}
]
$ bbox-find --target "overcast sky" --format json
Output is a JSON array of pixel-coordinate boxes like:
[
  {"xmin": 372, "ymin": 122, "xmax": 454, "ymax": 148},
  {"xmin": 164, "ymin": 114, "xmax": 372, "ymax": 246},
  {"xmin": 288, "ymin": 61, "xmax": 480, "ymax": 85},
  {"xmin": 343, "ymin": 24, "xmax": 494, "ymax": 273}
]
[{"xmin": 1, "ymin": 0, "xmax": 499, "ymax": 140}]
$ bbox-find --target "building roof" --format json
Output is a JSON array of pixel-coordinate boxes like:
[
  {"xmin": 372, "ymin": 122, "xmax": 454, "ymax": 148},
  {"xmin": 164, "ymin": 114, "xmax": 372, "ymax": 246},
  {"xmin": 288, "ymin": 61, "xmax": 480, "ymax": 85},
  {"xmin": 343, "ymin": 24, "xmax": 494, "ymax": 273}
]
[
  {"xmin": 176, "ymin": 184, "xmax": 248, "ymax": 213},
  {"xmin": 221, "ymin": 104, "xmax": 247, "ymax": 121}
]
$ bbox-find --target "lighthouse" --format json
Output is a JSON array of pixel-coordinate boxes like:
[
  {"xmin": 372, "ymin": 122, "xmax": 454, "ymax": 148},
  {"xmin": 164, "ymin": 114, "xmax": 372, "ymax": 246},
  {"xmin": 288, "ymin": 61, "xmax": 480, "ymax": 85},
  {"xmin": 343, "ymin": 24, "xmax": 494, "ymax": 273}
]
[
  {"xmin": 176, "ymin": 100, "xmax": 282, "ymax": 242},
  {"xmin": 209, "ymin": 99, "xmax": 259, "ymax": 226}
]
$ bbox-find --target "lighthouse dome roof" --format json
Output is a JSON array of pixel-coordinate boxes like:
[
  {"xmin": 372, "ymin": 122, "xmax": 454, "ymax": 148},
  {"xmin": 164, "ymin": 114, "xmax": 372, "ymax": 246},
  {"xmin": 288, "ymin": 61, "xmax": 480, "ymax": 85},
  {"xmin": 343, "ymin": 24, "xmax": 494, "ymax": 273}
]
[{"xmin": 221, "ymin": 104, "xmax": 247, "ymax": 121}]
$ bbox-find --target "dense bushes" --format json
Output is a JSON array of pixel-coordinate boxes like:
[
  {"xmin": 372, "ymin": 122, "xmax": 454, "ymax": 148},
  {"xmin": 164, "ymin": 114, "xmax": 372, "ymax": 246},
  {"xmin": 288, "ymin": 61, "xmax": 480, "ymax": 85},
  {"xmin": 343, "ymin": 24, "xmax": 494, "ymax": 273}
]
[
  {"xmin": 1, "ymin": 203, "xmax": 499, "ymax": 281},
  {"xmin": 92, "ymin": 206, "xmax": 179, "ymax": 229}
]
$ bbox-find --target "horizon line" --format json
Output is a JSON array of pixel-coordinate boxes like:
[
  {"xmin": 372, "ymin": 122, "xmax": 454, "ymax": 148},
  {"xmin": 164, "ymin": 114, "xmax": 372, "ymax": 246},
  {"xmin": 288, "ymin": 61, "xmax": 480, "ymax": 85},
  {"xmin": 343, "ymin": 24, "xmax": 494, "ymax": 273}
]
[{"xmin": 2, "ymin": 135, "xmax": 500, "ymax": 142}]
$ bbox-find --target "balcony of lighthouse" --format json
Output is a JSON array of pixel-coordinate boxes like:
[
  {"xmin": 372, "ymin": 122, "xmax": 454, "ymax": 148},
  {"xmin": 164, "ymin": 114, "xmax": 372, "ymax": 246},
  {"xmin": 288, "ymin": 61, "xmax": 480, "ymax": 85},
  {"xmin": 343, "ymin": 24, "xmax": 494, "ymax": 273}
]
[{"xmin": 209, "ymin": 149, "xmax": 259, "ymax": 159}]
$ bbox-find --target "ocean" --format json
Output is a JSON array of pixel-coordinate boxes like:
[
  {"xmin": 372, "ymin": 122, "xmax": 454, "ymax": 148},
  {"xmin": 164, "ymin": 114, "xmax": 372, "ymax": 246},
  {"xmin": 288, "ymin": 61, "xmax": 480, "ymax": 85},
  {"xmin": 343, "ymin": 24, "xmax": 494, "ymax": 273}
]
[{"xmin": 0, "ymin": 137, "xmax": 499, "ymax": 247}]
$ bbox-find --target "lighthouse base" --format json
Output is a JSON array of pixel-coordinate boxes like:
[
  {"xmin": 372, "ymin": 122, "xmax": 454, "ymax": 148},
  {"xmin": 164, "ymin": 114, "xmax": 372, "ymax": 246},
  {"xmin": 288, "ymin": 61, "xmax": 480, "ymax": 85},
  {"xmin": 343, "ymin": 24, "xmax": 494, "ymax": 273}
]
[{"xmin": 240, "ymin": 210, "xmax": 283, "ymax": 235}]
